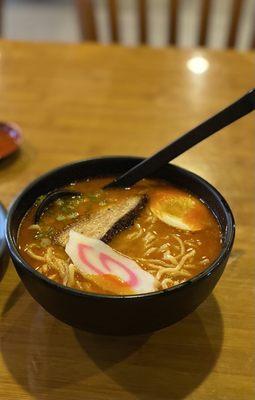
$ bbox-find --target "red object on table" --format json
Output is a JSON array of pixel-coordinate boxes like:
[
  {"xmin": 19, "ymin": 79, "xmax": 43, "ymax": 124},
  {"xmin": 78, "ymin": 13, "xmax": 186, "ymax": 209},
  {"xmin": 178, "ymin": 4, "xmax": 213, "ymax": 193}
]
[{"xmin": 0, "ymin": 122, "xmax": 21, "ymax": 160}]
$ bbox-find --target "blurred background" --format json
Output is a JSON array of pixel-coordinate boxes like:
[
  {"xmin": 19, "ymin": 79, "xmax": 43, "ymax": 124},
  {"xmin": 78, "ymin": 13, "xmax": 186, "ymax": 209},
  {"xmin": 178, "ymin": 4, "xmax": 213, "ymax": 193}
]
[{"xmin": 0, "ymin": 0, "xmax": 254, "ymax": 49}]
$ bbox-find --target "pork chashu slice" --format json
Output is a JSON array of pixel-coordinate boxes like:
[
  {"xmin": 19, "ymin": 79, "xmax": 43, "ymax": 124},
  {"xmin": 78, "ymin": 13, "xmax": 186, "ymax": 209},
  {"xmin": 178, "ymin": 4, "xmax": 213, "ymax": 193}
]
[{"xmin": 55, "ymin": 195, "xmax": 148, "ymax": 247}]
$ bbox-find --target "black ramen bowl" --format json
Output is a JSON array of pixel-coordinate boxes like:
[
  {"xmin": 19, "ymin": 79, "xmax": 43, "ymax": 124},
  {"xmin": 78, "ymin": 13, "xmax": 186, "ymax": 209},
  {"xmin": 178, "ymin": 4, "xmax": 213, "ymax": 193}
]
[{"xmin": 6, "ymin": 157, "xmax": 235, "ymax": 335}]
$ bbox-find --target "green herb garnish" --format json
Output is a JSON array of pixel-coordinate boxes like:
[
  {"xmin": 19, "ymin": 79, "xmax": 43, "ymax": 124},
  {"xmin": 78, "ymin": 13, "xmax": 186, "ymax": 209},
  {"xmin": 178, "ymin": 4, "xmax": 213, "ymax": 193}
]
[
  {"xmin": 86, "ymin": 190, "xmax": 104, "ymax": 203},
  {"xmin": 34, "ymin": 194, "xmax": 47, "ymax": 206},
  {"xmin": 56, "ymin": 215, "xmax": 66, "ymax": 221},
  {"xmin": 55, "ymin": 199, "xmax": 64, "ymax": 207},
  {"xmin": 35, "ymin": 227, "xmax": 55, "ymax": 239},
  {"xmin": 67, "ymin": 212, "xmax": 79, "ymax": 219}
]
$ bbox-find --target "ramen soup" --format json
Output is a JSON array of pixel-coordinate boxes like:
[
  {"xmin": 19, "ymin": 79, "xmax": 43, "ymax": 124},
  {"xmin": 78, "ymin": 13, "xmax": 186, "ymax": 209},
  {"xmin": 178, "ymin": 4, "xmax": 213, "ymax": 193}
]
[{"xmin": 18, "ymin": 177, "xmax": 222, "ymax": 295}]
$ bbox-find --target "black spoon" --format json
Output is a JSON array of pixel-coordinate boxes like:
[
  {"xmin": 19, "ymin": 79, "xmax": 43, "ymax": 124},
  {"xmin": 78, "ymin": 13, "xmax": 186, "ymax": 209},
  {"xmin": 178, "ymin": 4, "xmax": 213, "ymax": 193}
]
[
  {"xmin": 34, "ymin": 88, "xmax": 255, "ymax": 223},
  {"xmin": 105, "ymin": 88, "xmax": 255, "ymax": 189}
]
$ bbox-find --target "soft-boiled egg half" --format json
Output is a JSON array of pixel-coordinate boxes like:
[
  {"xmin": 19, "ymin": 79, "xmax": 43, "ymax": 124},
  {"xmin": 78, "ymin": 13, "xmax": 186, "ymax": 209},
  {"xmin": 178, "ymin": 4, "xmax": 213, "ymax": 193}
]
[{"xmin": 150, "ymin": 188, "xmax": 211, "ymax": 232}]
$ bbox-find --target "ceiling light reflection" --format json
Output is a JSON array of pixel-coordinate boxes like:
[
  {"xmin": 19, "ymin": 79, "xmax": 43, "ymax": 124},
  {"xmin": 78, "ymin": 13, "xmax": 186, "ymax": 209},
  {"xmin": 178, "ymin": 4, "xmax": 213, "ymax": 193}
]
[{"xmin": 187, "ymin": 56, "xmax": 209, "ymax": 74}]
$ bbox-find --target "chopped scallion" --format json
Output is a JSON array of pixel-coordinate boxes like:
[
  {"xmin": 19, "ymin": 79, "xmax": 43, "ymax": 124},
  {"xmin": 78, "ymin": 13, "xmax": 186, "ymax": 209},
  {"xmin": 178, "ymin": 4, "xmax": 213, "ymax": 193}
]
[
  {"xmin": 56, "ymin": 215, "xmax": 66, "ymax": 221},
  {"xmin": 67, "ymin": 212, "xmax": 79, "ymax": 219}
]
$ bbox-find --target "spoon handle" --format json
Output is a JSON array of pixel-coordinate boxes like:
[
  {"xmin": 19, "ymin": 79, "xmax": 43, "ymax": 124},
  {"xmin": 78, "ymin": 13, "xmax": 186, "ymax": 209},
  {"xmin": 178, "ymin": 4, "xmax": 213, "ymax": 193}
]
[{"xmin": 105, "ymin": 88, "xmax": 255, "ymax": 189}]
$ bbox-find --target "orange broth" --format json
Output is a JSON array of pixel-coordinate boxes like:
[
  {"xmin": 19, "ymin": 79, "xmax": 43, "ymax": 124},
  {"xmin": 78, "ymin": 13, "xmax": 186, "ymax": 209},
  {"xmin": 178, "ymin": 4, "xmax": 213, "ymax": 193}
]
[{"xmin": 18, "ymin": 177, "xmax": 222, "ymax": 295}]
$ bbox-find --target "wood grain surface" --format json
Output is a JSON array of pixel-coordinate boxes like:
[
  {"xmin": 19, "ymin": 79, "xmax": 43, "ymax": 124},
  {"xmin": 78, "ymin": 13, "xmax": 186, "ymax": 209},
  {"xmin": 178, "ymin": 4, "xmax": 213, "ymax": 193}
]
[{"xmin": 0, "ymin": 40, "xmax": 254, "ymax": 400}]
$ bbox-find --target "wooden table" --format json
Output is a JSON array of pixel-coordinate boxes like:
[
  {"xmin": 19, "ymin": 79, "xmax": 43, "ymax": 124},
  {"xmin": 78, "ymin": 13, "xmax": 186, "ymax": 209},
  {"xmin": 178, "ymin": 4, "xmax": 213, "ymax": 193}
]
[{"xmin": 0, "ymin": 40, "xmax": 254, "ymax": 400}]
